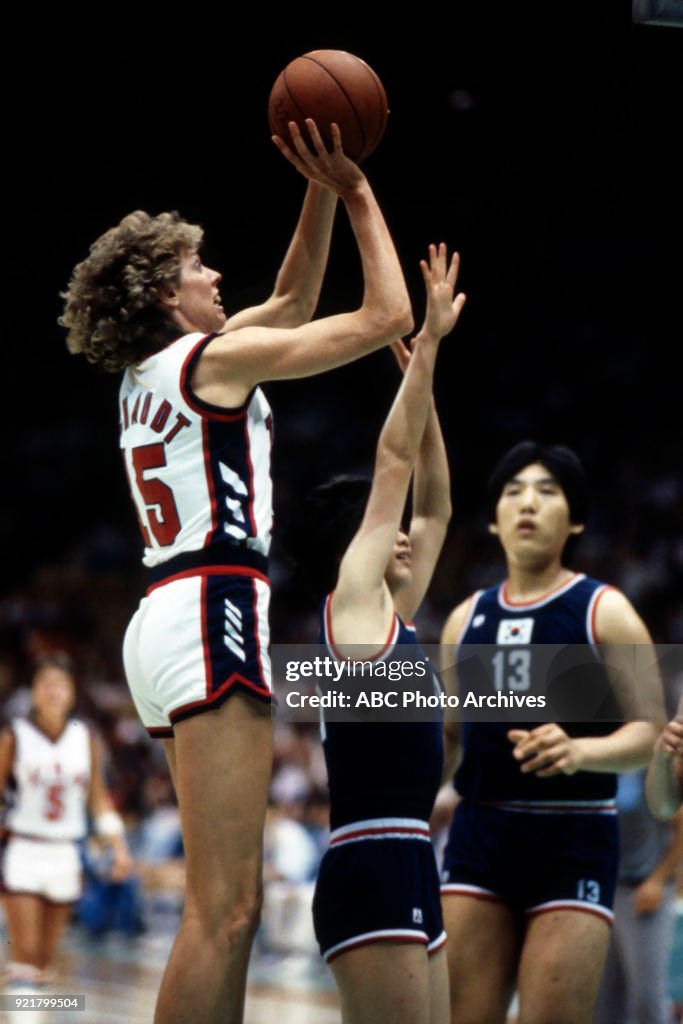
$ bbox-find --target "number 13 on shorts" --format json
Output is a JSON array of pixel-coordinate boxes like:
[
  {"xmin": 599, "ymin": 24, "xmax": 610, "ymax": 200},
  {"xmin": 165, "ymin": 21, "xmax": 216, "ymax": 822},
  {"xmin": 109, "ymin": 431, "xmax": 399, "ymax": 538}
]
[{"xmin": 577, "ymin": 878, "xmax": 601, "ymax": 903}]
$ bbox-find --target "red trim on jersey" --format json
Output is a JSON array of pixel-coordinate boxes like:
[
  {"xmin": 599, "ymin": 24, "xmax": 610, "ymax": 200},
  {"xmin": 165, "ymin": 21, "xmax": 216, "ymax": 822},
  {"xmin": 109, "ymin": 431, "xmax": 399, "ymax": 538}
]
[
  {"xmin": 243, "ymin": 415, "xmax": 258, "ymax": 539},
  {"xmin": 589, "ymin": 585, "xmax": 616, "ymax": 645},
  {"xmin": 202, "ymin": 417, "xmax": 220, "ymax": 548},
  {"xmin": 145, "ymin": 565, "xmax": 270, "ymax": 596},
  {"xmin": 250, "ymin": 578, "xmax": 267, "ymax": 691},
  {"xmin": 200, "ymin": 576, "xmax": 212, "ymax": 703},
  {"xmin": 326, "ymin": 933, "xmax": 428, "ymax": 963},
  {"xmin": 324, "ymin": 593, "xmax": 398, "ymax": 662},
  {"xmin": 500, "ymin": 573, "xmax": 582, "ymax": 608}
]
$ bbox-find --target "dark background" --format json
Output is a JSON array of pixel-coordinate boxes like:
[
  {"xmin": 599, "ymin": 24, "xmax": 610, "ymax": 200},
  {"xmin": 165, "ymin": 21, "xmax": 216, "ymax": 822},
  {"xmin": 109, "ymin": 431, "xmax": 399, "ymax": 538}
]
[{"xmin": 2, "ymin": 1, "xmax": 681, "ymax": 683}]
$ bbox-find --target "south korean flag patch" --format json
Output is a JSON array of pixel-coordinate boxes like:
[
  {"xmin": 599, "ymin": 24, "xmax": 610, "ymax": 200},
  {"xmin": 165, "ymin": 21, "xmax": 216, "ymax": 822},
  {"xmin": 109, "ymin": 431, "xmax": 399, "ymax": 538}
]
[{"xmin": 496, "ymin": 618, "xmax": 534, "ymax": 644}]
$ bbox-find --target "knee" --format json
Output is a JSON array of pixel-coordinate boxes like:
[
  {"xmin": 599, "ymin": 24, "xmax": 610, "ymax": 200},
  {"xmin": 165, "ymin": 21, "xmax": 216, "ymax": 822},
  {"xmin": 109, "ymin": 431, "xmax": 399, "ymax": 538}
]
[{"xmin": 186, "ymin": 882, "xmax": 263, "ymax": 949}]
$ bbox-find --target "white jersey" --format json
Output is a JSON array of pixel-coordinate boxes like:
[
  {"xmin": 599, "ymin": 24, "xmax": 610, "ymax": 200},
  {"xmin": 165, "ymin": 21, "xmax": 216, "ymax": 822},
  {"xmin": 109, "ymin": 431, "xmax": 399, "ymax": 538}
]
[
  {"xmin": 5, "ymin": 718, "xmax": 91, "ymax": 841},
  {"xmin": 119, "ymin": 333, "xmax": 273, "ymax": 568}
]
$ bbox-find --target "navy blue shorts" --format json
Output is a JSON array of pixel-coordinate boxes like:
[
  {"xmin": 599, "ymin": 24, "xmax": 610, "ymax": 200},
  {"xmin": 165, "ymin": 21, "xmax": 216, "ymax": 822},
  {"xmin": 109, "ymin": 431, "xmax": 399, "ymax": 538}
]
[
  {"xmin": 441, "ymin": 801, "xmax": 619, "ymax": 924},
  {"xmin": 313, "ymin": 818, "xmax": 446, "ymax": 963}
]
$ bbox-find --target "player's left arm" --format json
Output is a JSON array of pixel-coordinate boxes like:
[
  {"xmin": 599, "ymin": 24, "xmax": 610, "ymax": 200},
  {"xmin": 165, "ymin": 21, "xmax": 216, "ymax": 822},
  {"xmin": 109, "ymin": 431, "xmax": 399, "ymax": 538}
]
[
  {"xmin": 332, "ymin": 246, "xmax": 464, "ymax": 639},
  {"xmin": 392, "ymin": 342, "xmax": 452, "ymax": 624},
  {"xmin": 87, "ymin": 732, "xmax": 133, "ymax": 881},
  {"xmin": 223, "ymin": 182, "xmax": 338, "ymax": 330},
  {"xmin": 509, "ymin": 589, "xmax": 662, "ymax": 776},
  {"xmin": 0, "ymin": 727, "xmax": 15, "ymax": 816}
]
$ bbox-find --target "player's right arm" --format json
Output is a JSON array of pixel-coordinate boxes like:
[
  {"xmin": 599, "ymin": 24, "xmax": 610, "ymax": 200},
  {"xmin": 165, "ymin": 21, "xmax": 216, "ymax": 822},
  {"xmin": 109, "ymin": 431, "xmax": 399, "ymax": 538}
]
[
  {"xmin": 646, "ymin": 703, "xmax": 683, "ymax": 821},
  {"xmin": 193, "ymin": 121, "xmax": 413, "ymax": 408},
  {"xmin": 223, "ymin": 182, "xmax": 338, "ymax": 331},
  {"xmin": 440, "ymin": 599, "xmax": 471, "ymax": 783}
]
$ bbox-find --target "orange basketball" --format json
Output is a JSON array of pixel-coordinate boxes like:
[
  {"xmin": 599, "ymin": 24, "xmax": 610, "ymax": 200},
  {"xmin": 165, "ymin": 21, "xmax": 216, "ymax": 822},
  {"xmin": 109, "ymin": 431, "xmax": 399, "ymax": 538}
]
[{"xmin": 268, "ymin": 50, "xmax": 388, "ymax": 163}]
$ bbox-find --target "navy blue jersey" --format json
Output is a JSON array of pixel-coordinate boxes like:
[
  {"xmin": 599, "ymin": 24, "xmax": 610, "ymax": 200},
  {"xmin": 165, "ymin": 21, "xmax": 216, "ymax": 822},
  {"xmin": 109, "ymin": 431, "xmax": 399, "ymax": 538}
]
[
  {"xmin": 453, "ymin": 573, "xmax": 621, "ymax": 805},
  {"xmin": 319, "ymin": 595, "xmax": 443, "ymax": 831}
]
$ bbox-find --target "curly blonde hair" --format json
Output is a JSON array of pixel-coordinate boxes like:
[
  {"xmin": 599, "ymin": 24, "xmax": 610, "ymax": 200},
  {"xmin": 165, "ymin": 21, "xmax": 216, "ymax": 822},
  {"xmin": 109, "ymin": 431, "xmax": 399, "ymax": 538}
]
[{"xmin": 60, "ymin": 211, "xmax": 204, "ymax": 372}]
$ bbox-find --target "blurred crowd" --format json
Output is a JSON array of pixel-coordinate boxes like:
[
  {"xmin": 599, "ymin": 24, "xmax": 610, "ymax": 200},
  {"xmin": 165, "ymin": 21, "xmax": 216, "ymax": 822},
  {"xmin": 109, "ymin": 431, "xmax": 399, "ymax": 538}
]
[{"xmin": 1, "ymin": 447, "xmax": 681, "ymax": 942}]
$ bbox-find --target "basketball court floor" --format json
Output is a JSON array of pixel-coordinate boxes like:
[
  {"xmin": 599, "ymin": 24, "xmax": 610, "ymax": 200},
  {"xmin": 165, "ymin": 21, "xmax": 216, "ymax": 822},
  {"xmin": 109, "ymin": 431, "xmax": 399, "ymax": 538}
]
[{"xmin": 2, "ymin": 901, "xmax": 682, "ymax": 1023}]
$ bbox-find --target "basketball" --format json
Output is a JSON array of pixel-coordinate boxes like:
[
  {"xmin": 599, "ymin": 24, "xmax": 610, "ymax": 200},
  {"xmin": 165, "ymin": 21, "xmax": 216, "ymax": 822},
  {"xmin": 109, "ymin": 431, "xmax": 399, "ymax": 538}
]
[{"xmin": 268, "ymin": 50, "xmax": 388, "ymax": 163}]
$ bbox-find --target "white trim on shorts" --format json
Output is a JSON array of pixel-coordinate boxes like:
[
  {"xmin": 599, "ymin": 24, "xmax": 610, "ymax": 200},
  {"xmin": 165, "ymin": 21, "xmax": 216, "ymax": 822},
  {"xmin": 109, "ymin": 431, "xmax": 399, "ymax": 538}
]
[
  {"xmin": 329, "ymin": 817, "xmax": 431, "ymax": 848},
  {"xmin": 441, "ymin": 882, "xmax": 502, "ymax": 902},
  {"xmin": 527, "ymin": 898, "xmax": 614, "ymax": 924}
]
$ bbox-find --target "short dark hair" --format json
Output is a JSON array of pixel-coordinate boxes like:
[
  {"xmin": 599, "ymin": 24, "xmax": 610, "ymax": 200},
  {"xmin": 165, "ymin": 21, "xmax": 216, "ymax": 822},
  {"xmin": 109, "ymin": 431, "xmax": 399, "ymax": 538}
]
[
  {"xmin": 31, "ymin": 651, "xmax": 77, "ymax": 682},
  {"xmin": 487, "ymin": 441, "xmax": 588, "ymax": 525},
  {"xmin": 287, "ymin": 475, "xmax": 371, "ymax": 597}
]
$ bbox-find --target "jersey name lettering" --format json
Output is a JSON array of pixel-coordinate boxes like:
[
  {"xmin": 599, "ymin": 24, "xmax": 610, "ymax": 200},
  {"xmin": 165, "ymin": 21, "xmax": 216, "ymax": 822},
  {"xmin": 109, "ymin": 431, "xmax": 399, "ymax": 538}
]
[{"xmin": 120, "ymin": 391, "xmax": 191, "ymax": 445}]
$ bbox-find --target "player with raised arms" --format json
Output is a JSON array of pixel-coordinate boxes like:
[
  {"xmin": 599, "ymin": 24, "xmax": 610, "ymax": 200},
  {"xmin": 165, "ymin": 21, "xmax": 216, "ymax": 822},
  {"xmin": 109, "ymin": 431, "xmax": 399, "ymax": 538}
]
[
  {"xmin": 291, "ymin": 244, "xmax": 465, "ymax": 1024},
  {"xmin": 60, "ymin": 119, "xmax": 412, "ymax": 1024},
  {"xmin": 439, "ymin": 441, "xmax": 662, "ymax": 1024}
]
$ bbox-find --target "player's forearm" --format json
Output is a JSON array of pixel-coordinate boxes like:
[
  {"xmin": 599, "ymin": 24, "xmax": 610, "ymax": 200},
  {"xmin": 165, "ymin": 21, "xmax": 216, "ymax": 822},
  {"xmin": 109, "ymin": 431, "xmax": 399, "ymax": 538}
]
[
  {"xmin": 573, "ymin": 722, "xmax": 658, "ymax": 774},
  {"xmin": 412, "ymin": 403, "xmax": 451, "ymax": 524},
  {"xmin": 271, "ymin": 183, "xmax": 338, "ymax": 325},
  {"xmin": 442, "ymin": 724, "xmax": 461, "ymax": 784},
  {"xmin": 647, "ymin": 808, "xmax": 683, "ymax": 881},
  {"xmin": 343, "ymin": 181, "xmax": 413, "ymax": 341},
  {"xmin": 647, "ymin": 750, "xmax": 683, "ymax": 821},
  {"xmin": 376, "ymin": 337, "xmax": 439, "ymax": 468}
]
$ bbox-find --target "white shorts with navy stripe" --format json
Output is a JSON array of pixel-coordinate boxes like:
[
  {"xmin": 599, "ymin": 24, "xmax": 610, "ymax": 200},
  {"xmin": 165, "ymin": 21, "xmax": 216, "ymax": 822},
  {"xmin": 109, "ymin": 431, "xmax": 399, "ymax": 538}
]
[{"xmin": 123, "ymin": 570, "xmax": 271, "ymax": 737}]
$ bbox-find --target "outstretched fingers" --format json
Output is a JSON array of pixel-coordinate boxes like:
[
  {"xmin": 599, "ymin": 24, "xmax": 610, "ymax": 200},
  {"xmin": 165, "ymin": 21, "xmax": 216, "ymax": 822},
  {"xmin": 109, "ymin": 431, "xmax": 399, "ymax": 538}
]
[
  {"xmin": 418, "ymin": 242, "xmax": 466, "ymax": 339},
  {"xmin": 272, "ymin": 119, "xmax": 364, "ymax": 196},
  {"xmin": 446, "ymin": 250, "xmax": 461, "ymax": 289}
]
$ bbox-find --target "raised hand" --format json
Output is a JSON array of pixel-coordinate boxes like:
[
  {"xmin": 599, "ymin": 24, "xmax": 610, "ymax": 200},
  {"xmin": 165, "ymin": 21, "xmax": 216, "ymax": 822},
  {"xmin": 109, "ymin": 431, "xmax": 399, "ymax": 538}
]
[
  {"xmin": 419, "ymin": 243, "xmax": 466, "ymax": 343},
  {"xmin": 272, "ymin": 119, "xmax": 365, "ymax": 198},
  {"xmin": 655, "ymin": 715, "xmax": 683, "ymax": 759}
]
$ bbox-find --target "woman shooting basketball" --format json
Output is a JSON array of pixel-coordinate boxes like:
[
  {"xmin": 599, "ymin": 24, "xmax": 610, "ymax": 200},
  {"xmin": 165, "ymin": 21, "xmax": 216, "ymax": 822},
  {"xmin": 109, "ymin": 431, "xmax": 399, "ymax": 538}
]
[{"xmin": 60, "ymin": 120, "xmax": 412, "ymax": 1024}]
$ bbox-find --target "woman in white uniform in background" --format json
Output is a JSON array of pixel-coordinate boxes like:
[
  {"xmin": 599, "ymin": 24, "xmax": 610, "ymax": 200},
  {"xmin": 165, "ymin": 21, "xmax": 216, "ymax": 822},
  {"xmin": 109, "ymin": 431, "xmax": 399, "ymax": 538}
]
[{"xmin": 0, "ymin": 653, "xmax": 131, "ymax": 992}]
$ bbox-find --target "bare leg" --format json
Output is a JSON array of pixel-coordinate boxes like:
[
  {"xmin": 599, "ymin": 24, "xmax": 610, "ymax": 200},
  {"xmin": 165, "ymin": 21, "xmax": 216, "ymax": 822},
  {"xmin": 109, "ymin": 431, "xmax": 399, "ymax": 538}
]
[
  {"xmin": 331, "ymin": 941, "xmax": 434, "ymax": 1024},
  {"xmin": 37, "ymin": 902, "xmax": 73, "ymax": 973},
  {"xmin": 3, "ymin": 895, "xmax": 45, "ymax": 971},
  {"xmin": 442, "ymin": 895, "xmax": 520, "ymax": 1024},
  {"xmin": 428, "ymin": 948, "xmax": 450, "ymax": 1024},
  {"xmin": 517, "ymin": 910, "xmax": 611, "ymax": 1024},
  {"xmin": 153, "ymin": 694, "xmax": 273, "ymax": 1024}
]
